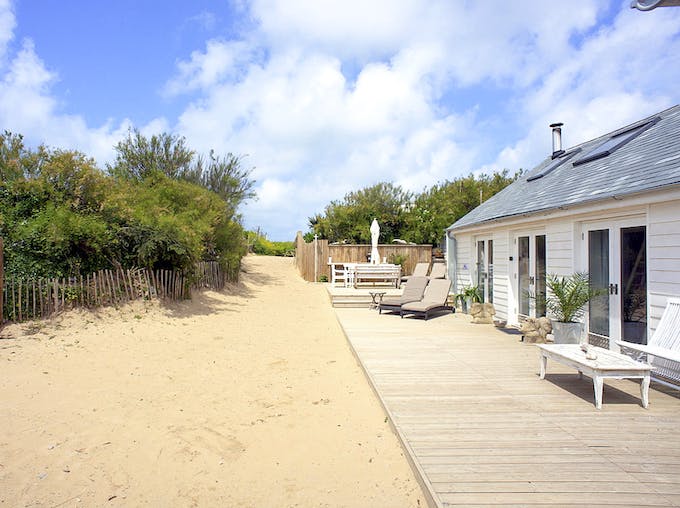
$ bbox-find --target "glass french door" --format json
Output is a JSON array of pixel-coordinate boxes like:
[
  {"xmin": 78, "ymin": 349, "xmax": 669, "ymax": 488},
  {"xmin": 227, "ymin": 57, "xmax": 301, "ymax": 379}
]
[
  {"xmin": 585, "ymin": 220, "xmax": 647, "ymax": 350},
  {"xmin": 517, "ymin": 234, "xmax": 546, "ymax": 319},
  {"xmin": 476, "ymin": 239, "xmax": 493, "ymax": 303}
]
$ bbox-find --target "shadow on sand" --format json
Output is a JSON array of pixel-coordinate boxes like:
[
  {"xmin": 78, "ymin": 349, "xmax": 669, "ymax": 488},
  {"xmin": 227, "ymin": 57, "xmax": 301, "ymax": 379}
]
[{"xmin": 158, "ymin": 264, "xmax": 286, "ymax": 319}]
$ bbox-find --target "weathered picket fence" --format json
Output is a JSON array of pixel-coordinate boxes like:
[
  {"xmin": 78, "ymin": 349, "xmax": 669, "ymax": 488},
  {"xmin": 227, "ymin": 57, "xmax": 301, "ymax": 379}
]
[{"xmin": 1, "ymin": 261, "xmax": 238, "ymax": 324}]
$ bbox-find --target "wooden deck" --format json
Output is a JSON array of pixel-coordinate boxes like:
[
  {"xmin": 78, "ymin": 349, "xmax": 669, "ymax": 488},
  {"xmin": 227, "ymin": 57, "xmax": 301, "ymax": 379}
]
[{"xmin": 334, "ymin": 308, "xmax": 680, "ymax": 508}]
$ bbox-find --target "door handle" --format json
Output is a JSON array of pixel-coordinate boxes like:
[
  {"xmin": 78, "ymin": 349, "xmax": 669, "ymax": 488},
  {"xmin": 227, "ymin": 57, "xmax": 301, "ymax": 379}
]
[{"xmin": 609, "ymin": 283, "xmax": 618, "ymax": 295}]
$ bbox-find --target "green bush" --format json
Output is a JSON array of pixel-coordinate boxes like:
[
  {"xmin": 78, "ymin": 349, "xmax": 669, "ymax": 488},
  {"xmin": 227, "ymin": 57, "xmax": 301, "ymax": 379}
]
[
  {"xmin": 388, "ymin": 253, "xmax": 408, "ymax": 267},
  {"xmin": 0, "ymin": 131, "xmax": 253, "ymax": 278},
  {"xmin": 249, "ymin": 233, "xmax": 295, "ymax": 257}
]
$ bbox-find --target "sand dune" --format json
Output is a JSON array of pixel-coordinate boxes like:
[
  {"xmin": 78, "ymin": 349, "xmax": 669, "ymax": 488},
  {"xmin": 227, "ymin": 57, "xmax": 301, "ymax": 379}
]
[{"xmin": 0, "ymin": 255, "xmax": 422, "ymax": 507}]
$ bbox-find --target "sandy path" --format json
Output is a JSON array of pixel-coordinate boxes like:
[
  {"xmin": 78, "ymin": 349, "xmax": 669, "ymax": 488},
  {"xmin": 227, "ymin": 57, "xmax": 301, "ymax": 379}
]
[{"xmin": 0, "ymin": 255, "xmax": 423, "ymax": 507}]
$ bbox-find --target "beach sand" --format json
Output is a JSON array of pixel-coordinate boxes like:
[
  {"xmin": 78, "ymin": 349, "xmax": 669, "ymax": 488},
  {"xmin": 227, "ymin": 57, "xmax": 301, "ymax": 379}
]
[{"xmin": 0, "ymin": 255, "xmax": 423, "ymax": 507}]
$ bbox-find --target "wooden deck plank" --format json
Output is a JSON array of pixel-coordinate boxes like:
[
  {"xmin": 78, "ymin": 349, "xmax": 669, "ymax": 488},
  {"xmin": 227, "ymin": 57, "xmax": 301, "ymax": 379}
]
[
  {"xmin": 335, "ymin": 308, "xmax": 680, "ymax": 508},
  {"xmin": 431, "ymin": 481, "xmax": 660, "ymax": 493},
  {"xmin": 438, "ymin": 491, "xmax": 674, "ymax": 506}
]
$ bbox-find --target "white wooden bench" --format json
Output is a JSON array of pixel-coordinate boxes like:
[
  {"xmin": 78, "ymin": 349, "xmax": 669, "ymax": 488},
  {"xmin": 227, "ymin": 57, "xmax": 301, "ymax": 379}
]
[
  {"xmin": 617, "ymin": 297, "xmax": 680, "ymax": 390},
  {"xmin": 352, "ymin": 264, "xmax": 401, "ymax": 288}
]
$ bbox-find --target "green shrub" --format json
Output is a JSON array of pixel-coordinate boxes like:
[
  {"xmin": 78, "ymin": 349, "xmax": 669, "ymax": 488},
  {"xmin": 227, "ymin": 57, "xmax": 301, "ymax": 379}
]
[
  {"xmin": 250, "ymin": 234, "xmax": 295, "ymax": 256},
  {"xmin": 0, "ymin": 132, "xmax": 252, "ymax": 278},
  {"xmin": 388, "ymin": 253, "xmax": 408, "ymax": 267}
]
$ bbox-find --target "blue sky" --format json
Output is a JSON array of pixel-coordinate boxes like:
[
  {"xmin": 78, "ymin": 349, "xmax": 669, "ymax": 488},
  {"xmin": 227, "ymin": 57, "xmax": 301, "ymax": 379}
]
[{"xmin": 2, "ymin": 1, "xmax": 679, "ymax": 240}]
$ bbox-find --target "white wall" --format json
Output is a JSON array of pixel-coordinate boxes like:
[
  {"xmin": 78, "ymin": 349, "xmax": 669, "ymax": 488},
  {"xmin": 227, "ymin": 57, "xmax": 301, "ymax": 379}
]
[
  {"xmin": 648, "ymin": 199, "xmax": 680, "ymax": 328},
  {"xmin": 452, "ymin": 232, "xmax": 473, "ymax": 291}
]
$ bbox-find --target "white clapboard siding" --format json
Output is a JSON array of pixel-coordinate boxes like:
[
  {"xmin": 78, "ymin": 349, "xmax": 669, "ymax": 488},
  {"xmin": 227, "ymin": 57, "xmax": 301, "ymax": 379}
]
[
  {"xmin": 648, "ymin": 200, "xmax": 680, "ymax": 329},
  {"xmin": 546, "ymin": 219, "xmax": 574, "ymax": 275}
]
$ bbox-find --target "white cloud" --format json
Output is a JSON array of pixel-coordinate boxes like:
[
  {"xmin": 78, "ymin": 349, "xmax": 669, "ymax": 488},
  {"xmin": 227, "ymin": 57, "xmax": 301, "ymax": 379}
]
[
  {"xmin": 187, "ymin": 10, "xmax": 217, "ymax": 32},
  {"xmin": 170, "ymin": 39, "xmax": 482, "ymax": 235},
  {"xmin": 491, "ymin": 5, "xmax": 680, "ymax": 172},
  {"xmin": 163, "ymin": 39, "xmax": 257, "ymax": 96},
  {"xmin": 166, "ymin": 1, "xmax": 617, "ymax": 237},
  {"xmin": 249, "ymin": 0, "xmax": 425, "ymax": 59},
  {"xmin": 0, "ymin": 0, "xmax": 15, "ymax": 61}
]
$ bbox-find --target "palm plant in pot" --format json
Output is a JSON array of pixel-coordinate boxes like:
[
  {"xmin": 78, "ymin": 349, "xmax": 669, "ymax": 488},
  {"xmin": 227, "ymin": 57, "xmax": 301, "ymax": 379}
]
[{"xmin": 544, "ymin": 272, "xmax": 602, "ymax": 344}]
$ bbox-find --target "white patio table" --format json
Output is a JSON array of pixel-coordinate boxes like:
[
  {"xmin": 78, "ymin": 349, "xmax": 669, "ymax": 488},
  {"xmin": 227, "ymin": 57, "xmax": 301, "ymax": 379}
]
[{"xmin": 537, "ymin": 344, "xmax": 652, "ymax": 409}]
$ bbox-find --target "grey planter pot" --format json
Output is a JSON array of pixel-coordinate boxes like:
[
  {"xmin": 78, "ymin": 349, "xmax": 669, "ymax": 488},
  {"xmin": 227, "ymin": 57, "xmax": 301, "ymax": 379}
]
[{"xmin": 551, "ymin": 321, "xmax": 583, "ymax": 344}]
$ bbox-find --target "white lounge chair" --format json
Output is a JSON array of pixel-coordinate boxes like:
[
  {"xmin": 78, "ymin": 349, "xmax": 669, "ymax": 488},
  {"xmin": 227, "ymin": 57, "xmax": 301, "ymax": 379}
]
[{"xmin": 618, "ymin": 297, "xmax": 680, "ymax": 389}]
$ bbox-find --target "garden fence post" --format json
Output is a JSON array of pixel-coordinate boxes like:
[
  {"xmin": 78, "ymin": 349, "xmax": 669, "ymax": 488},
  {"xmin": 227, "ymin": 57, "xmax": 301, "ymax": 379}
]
[{"xmin": 314, "ymin": 234, "xmax": 319, "ymax": 283}]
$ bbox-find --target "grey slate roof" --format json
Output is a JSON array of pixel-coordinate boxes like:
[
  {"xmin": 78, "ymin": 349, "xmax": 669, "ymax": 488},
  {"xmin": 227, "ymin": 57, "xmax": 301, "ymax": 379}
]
[{"xmin": 448, "ymin": 104, "xmax": 680, "ymax": 231}]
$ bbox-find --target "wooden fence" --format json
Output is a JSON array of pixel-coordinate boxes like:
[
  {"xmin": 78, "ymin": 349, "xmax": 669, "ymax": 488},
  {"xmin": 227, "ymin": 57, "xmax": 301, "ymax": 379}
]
[
  {"xmin": 294, "ymin": 231, "xmax": 433, "ymax": 282},
  {"xmin": 1, "ymin": 261, "xmax": 238, "ymax": 325}
]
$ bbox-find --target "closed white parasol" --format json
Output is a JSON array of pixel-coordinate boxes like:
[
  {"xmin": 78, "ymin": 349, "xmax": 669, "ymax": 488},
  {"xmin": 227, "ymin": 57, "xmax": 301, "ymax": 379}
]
[{"xmin": 370, "ymin": 218, "xmax": 380, "ymax": 265}]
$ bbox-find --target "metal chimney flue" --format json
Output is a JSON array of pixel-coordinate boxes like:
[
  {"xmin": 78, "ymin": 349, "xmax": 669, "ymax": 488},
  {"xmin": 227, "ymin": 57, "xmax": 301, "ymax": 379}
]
[{"xmin": 550, "ymin": 122, "xmax": 564, "ymax": 159}]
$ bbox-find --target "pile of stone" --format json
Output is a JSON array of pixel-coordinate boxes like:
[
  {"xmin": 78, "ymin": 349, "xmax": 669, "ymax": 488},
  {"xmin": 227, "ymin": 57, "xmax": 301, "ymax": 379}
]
[{"xmin": 520, "ymin": 317, "xmax": 553, "ymax": 343}]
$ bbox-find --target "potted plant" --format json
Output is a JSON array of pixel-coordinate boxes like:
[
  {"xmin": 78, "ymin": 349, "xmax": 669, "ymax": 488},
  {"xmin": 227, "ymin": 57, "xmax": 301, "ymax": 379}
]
[
  {"xmin": 543, "ymin": 272, "xmax": 602, "ymax": 344},
  {"xmin": 455, "ymin": 285, "xmax": 481, "ymax": 314}
]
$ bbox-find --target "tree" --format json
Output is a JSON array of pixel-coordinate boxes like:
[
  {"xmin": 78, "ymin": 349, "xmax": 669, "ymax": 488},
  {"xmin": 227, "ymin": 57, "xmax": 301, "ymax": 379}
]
[
  {"xmin": 402, "ymin": 170, "xmax": 521, "ymax": 245},
  {"xmin": 107, "ymin": 130, "xmax": 257, "ymax": 269},
  {"xmin": 1, "ymin": 149, "xmax": 116, "ymax": 277},
  {"xmin": 0, "ymin": 131, "xmax": 46, "ymax": 182},
  {"xmin": 309, "ymin": 182, "xmax": 412, "ymax": 243},
  {"xmin": 183, "ymin": 150, "xmax": 256, "ymax": 217},
  {"xmin": 110, "ymin": 131, "xmax": 256, "ymax": 220},
  {"xmin": 109, "ymin": 129, "xmax": 194, "ymax": 181},
  {"xmin": 307, "ymin": 171, "xmax": 520, "ymax": 246},
  {"xmin": 108, "ymin": 175, "xmax": 231, "ymax": 270}
]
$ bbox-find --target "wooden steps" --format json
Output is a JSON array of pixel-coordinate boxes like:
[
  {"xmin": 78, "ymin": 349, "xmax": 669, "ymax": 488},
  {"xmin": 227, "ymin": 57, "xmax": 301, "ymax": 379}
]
[{"xmin": 325, "ymin": 284, "xmax": 402, "ymax": 308}]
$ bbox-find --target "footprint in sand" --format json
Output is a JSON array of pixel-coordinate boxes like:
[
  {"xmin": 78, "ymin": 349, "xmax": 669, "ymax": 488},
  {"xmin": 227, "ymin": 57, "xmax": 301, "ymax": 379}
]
[{"xmin": 168, "ymin": 425, "xmax": 244, "ymax": 459}]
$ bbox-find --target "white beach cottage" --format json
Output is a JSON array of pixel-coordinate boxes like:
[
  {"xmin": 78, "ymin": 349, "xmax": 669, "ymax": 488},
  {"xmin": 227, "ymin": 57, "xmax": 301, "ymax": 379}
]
[{"xmin": 446, "ymin": 104, "xmax": 680, "ymax": 350}]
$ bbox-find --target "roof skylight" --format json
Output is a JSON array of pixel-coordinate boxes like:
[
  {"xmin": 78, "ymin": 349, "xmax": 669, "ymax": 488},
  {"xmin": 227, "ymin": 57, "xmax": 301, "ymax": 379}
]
[
  {"xmin": 572, "ymin": 117, "xmax": 659, "ymax": 166},
  {"xmin": 526, "ymin": 150, "xmax": 580, "ymax": 182}
]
